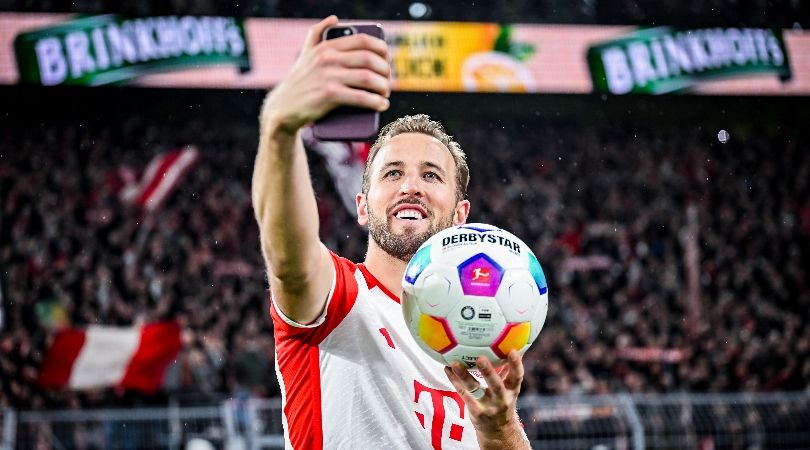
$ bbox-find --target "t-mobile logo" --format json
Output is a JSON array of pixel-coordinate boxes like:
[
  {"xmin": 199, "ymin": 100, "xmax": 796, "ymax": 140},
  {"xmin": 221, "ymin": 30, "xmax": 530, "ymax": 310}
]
[{"xmin": 413, "ymin": 380, "xmax": 466, "ymax": 449}]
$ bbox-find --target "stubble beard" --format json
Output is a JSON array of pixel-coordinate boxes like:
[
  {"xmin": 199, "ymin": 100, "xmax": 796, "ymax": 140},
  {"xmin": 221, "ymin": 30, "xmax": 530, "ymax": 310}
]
[{"xmin": 367, "ymin": 205, "xmax": 455, "ymax": 262}]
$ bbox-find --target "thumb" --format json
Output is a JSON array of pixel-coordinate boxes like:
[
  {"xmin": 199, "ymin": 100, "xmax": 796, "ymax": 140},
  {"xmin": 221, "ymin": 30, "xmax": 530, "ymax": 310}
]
[{"xmin": 303, "ymin": 15, "xmax": 339, "ymax": 50}]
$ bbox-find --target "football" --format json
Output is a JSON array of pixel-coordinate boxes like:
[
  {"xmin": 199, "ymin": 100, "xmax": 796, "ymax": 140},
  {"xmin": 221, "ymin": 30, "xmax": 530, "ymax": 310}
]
[{"xmin": 401, "ymin": 223, "xmax": 549, "ymax": 368}]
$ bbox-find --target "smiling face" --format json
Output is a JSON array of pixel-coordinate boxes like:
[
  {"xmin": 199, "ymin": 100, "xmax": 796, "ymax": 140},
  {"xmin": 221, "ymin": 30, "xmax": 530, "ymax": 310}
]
[{"xmin": 357, "ymin": 132, "xmax": 470, "ymax": 262}]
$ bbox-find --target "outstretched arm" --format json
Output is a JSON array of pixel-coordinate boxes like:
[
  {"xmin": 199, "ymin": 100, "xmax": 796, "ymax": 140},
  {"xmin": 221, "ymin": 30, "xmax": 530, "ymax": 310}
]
[{"xmin": 252, "ymin": 16, "xmax": 390, "ymax": 324}]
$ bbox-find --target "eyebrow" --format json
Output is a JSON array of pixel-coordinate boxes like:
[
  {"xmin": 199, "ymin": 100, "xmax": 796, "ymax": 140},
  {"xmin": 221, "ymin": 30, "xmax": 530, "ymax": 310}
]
[
  {"xmin": 378, "ymin": 160, "xmax": 404, "ymax": 174},
  {"xmin": 422, "ymin": 161, "xmax": 447, "ymax": 177},
  {"xmin": 378, "ymin": 160, "xmax": 448, "ymax": 177}
]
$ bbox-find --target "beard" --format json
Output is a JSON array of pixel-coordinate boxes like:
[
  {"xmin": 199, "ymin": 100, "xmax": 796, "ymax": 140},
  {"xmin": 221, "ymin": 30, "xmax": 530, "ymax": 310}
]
[{"xmin": 367, "ymin": 201, "xmax": 455, "ymax": 262}]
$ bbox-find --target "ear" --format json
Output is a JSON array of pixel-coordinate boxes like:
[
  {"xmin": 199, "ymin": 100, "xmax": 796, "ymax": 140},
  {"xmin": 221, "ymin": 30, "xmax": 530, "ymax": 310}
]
[
  {"xmin": 453, "ymin": 199, "xmax": 471, "ymax": 225},
  {"xmin": 356, "ymin": 193, "xmax": 369, "ymax": 226}
]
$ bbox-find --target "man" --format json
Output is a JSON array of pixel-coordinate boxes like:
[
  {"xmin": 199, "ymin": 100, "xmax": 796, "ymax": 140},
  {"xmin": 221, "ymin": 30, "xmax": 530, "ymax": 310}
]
[{"xmin": 252, "ymin": 16, "xmax": 531, "ymax": 449}]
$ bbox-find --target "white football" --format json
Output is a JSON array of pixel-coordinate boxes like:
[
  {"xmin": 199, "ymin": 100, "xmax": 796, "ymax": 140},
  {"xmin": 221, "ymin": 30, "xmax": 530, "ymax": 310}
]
[{"xmin": 402, "ymin": 223, "xmax": 549, "ymax": 368}]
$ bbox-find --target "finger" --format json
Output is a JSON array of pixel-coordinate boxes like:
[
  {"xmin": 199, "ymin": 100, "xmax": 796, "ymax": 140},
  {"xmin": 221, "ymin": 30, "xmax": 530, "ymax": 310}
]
[
  {"xmin": 334, "ymin": 69, "xmax": 390, "ymax": 98},
  {"xmin": 304, "ymin": 16, "xmax": 338, "ymax": 50},
  {"xmin": 476, "ymin": 357, "xmax": 506, "ymax": 398},
  {"xmin": 450, "ymin": 362, "xmax": 481, "ymax": 393},
  {"xmin": 444, "ymin": 367, "xmax": 483, "ymax": 415},
  {"xmin": 328, "ymin": 85, "xmax": 390, "ymax": 111},
  {"xmin": 503, "ymin": 350, "xmax": 525, "ymax": 392},
  {"xmin": 445, "ymin": 366, "xmax": 481, "ymax": 400},
  {"xmin": 323, "ymin": 32, "xmax": 388, "ymax": 59},
  {"xmin": 498, "ymin": 363, "xmax": 511, "ymax": 381},
  {"xmin": 444, "ymin": 366, "xmax": 466, "ymax": 392},
  {"xmin": 335, "ymin": 50, "xmax": 391, "ymax": 78},
  {"xmin": 457, "ymin": 389, "xmax": 484, "ymax": 416}
]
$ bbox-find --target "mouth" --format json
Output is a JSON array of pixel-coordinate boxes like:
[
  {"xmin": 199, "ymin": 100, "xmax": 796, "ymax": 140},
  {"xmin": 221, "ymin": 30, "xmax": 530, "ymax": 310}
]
[{"xmin": 390, "ymin": 203, "xmax": 429, "ymax": 222}]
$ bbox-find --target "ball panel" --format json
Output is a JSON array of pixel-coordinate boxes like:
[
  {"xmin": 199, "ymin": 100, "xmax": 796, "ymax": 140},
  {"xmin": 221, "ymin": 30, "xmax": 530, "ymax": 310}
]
[
  {"xmin": 431, "ymin": 226, "xmax": 523, "ymax": 272},
  {"xmin": 457, "ymin": 223, "xmax": 501, "ymax": 233},
  {"xmin": 497, "ymin": 271, "xmax": 538, "ymax": 323},
  {"xmin": 401, "ymin": 290, "xmax": 421, "ymax": 330},
  {"xmin": 447, "ymin": 296, "xmax": 506, "ymax": 347},
  {"xmin": 417, "ymin": 314, "xmax": 457, "ymax": 354},
  {"xmin": 491, "ymin": 322, "xmax": 531, "ymax": 359},
  {"xmin": 527, "ymin": 251, "xmax": 548, "ymax": 294},
  {"xmin": 457, "ymin": 253, "xmax": 504, "ymax": 297},
  {"xmin": 442, "ymin": 344, "xmax": 502, "ymax": 368},
  {"xmin": 404, "ymin": 244, "xmax": 432, "ymax": 285},
  {"xmin": 412, "ymin": 267, "xmax": 462, "ymax": 317},
  {"xmin": 410, "ymin": 334, "xmax": 448, "ymax": 366},
  {"xmin": 529, "ymin": 293, "xmax": 549, "ymax": 342}
]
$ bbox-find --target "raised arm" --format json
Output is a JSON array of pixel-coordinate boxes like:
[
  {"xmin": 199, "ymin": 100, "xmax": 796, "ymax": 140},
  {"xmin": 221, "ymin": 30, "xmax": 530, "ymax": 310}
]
[{"xmin": 252, "ymin": 16, "xmax": 390, "ymax": 324}]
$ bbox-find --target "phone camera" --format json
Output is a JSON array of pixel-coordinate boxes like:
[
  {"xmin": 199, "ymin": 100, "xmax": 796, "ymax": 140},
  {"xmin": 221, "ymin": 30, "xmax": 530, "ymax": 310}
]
[{"xmin": 326, "ymin": 27, "xmax": 354, "ymax": 40}]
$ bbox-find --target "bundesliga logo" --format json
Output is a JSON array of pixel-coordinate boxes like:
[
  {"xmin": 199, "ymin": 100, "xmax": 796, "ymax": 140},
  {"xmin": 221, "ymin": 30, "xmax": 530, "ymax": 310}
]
[{"xmin": 470, "ymin": 267, "xmax": 491, "ymax": 286}]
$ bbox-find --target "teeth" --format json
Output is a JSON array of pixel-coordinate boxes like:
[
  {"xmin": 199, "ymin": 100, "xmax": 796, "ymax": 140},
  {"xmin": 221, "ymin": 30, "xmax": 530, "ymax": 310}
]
[{"xmin": 396, "ymin": 209, "xmax": 424, "ymax": 220}]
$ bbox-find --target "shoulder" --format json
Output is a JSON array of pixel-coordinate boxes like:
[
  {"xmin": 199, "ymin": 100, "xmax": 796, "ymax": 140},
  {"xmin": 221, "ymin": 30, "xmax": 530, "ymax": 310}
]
[{"xmin": 269, "ymin": 249, "xmax": 363, "ymax": 342}]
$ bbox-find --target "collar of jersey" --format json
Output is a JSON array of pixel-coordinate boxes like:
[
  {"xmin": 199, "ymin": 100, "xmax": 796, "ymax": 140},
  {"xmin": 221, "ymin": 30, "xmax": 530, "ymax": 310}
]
[{"xmin": 357, "ymin": 264, "xmax": 401, "ymax": 304}]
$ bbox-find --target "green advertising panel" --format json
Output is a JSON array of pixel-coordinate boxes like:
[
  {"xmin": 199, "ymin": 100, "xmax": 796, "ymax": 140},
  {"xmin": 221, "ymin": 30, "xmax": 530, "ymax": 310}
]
[
  {"xmin": 587, "ymin": 27, "xmax": 792, "ymax": 94},
  {"xmin": 14, "ymin": 14, "xmax": 250, "ymax": 86}
]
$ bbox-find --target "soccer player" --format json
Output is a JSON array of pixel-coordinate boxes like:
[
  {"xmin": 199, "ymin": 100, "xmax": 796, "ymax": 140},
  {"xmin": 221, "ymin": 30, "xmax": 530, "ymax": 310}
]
[{"xmin": 252, "ymin": 16, "xmax": 531, "ymax": 449}]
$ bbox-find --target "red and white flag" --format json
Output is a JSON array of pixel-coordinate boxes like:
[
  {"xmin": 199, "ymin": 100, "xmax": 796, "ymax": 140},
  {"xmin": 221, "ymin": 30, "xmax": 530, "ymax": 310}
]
[
  {"xmin": 303, "ymin": 128, "xmax": 369, "ymax": 216},
  {"xmin": 38, "ymin": 321, "xmax": 182, "ymax": 393},
  {"xmin": 120, "ymin": 146, "xmax": 200, "ymax": 212}
]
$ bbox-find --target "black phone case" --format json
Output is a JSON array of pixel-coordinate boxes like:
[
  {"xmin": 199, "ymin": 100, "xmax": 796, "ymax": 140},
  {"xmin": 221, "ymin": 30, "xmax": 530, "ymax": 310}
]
[{"xmin": 312, "ymin": 24, "xmax": 384, "ymax": 142}]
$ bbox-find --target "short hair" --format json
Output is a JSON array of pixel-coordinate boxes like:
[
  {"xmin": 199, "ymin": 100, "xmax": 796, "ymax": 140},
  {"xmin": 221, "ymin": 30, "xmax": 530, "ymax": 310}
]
[{"xmin": 362, "ymin": 114, "xmax": 470, "ymax": 202}]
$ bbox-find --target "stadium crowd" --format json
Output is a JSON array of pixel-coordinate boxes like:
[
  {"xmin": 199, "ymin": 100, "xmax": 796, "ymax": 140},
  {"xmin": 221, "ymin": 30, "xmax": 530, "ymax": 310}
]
[{"xmin": 1, "ymin": 101, "xmax": 808, "ymax": 411}]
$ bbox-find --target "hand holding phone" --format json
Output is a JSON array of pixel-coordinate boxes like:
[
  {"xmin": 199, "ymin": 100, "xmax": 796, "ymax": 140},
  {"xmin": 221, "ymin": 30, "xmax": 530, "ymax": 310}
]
[{"xmin": 312, "ymin": 24, "xmax": 387, "ymax": 141}]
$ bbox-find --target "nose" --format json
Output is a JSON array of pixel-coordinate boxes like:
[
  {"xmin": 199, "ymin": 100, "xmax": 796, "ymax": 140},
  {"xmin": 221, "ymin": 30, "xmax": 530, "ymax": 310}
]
[{"xmin": 398, "ymin": 172, "xmax": 424, "ymax": 197}]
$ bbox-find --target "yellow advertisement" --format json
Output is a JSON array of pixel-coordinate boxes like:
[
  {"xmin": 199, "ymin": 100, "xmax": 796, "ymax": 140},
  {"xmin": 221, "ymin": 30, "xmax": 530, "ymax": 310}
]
[{"xmin": 389, "ymin": 22, "xmax": 537, "ymax": 93}]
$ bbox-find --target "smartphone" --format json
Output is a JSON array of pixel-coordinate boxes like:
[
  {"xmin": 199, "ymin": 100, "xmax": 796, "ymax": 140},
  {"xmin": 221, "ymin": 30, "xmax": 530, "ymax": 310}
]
[{"xmin": 312, "ymin": 23, "xmax": 385, "ymax": 142}]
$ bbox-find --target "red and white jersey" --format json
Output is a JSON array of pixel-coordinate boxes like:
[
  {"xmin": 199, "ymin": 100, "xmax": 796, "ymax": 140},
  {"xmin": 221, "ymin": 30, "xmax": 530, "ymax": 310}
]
[{"xmin": 270, "ymin": 251, "xmax": 481, "ymax": 450}]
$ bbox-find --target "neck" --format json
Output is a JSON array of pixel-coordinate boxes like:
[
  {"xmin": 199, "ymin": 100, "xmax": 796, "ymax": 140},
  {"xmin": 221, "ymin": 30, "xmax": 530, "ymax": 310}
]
[{"xmin": 363, "ymin": 240, "xmax": 409, "ymax": 298}]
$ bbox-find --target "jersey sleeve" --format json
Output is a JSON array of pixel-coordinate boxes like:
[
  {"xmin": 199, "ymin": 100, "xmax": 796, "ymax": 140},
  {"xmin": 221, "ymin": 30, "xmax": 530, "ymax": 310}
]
[{"xmin": 269, "ymin": 250, "xmax": 359, "ymax": 345}]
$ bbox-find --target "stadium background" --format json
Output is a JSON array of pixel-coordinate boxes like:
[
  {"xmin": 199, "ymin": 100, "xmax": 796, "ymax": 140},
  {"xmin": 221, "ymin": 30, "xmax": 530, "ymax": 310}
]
[{"xmin": 1, "ymin": 1, "xmax": 810, "ymax": 449}]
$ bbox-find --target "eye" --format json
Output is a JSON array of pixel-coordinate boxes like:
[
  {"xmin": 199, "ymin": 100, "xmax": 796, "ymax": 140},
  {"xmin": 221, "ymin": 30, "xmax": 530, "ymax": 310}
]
[
  {"xmin": 383, "ymin": 169, "xmax": 402, "ymax": 178},
  {"xmin": 424, "ymin": 171, "xmax": 441, "ymax": 181}
]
